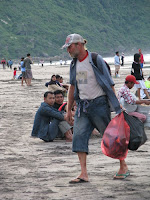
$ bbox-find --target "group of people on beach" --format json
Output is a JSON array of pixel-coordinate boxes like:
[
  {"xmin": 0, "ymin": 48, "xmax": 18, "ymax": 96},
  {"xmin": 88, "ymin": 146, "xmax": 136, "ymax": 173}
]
[
  {"xmin": 45, "ymin": 74, "xmax": 69, "ymax": 94},
  {"xmin": 31, "ymin": 33, "xmax": 150, "ymax": 184},
  {"xmin": 1, "ymin": 58, "xmax": 13, "ymax": 69},
  {"xmin": 114, "ymin": 48, "xmax": 145, "ymax": 78},
  {"xmin": 114, "ymin": 49, "xmax": 150, "ymax": 100},
  {"xmin": 1, "ymin": 54, "xmax": 33, "ymax": 86}
]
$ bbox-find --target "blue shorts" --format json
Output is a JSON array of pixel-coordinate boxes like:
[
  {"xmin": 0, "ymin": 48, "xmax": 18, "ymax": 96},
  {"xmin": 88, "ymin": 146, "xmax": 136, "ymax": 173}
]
[
  {"xmin": 72, "ymin": 96, "xmax": 111, "ymax": 154},
  {"xmin": 140, "ymin": 63, "xmax": 143, "ymax": 68}
]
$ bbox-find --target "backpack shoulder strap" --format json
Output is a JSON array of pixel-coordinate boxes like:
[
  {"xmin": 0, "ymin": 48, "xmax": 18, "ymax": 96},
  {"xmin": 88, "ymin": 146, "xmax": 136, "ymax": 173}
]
[
  {"xmin": 91, "ymin": 52, "xmax": 111, "ymax": 75},
  {"xmin": 91, "ymin": 52, "xmax": 98, "ymax": 67}
]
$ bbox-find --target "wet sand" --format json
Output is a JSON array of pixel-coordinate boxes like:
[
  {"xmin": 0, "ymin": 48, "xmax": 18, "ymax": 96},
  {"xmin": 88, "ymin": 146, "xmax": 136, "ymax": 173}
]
[{"xmin": 0, "ymin": 63, "xmax": 150, "ymax": 200}]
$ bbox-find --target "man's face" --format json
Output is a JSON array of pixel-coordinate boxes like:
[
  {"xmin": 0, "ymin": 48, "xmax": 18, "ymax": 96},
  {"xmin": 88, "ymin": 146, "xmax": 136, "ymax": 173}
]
[
  {"xmin": 67, "ymin": 43, "xmax": 80, "ymax": 58},
  {"xmin": 44, "ymin": 93, "xmax": 55, "ymax": 106},
  {"xmin": 128, "ymin": 82, "xmax": 135, "ymax": 89},
  {"xmin": 55, "ymin": 93, "xmax": 64, "ymax": 105}
]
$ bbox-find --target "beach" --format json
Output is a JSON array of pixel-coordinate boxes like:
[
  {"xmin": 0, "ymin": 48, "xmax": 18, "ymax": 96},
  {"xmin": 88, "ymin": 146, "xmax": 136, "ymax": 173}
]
[{"xmin": 0, "ymin": 62, "xmax": 150, "ymax": 200}]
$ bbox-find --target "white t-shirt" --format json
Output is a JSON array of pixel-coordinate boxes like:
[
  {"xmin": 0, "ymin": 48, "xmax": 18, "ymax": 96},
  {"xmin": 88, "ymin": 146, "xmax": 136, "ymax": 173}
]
[{"xmin": 76, "ymin": 55, "xmax": 105, "ymax": 100}]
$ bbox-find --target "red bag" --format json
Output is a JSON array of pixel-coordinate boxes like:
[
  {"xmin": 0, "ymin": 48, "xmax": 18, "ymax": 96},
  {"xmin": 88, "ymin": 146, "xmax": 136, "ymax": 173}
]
[{"xmin": 101, "ymin": 112, "xmax": 130, "ymax": 160}]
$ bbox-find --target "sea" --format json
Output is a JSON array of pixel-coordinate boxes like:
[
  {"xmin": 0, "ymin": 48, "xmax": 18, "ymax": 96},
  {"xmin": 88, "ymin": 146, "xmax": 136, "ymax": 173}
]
[{"xmin": 44, "ymin": 54, "xmax": 150, "ymax": 66}]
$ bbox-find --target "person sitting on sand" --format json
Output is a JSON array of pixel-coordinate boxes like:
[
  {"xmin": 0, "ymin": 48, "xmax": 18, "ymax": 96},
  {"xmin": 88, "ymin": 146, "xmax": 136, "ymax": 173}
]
[
  {"xmin": 59, "ymin": 76, "xmax": 69, "ymax": 90},
  {"xmin": 45, "ymin": 75, "xmax": 66, "ymax": 93},
  {"xmin": 13, "ymin": 67, "xmax": 18, "ymax": 79},
  {"xmin": 45, "ymin": 75, "xmax": 57, "ymax": 87},
  {"xmin": 55, "ymin": 75, "xmax": 68, "ymax": 95},
  {"xmin": 53, "ymin": 90, "xmax": 66, "ymax": 110},
  {"xmin": 31, "ymin": 91, "xmax": 72, "ymax": 142},
  {"xmin": 118, "ymin": 75, "xmax": 150, "ymax": 122},
  {"xmin": 56, "ymin": 74, "xmax": 61, "ymax": 86}
]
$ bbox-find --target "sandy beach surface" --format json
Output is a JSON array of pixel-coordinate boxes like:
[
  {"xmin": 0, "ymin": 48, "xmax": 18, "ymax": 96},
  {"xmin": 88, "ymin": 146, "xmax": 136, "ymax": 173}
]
[{"xmin": 0, "ymin": 63, "xmax": 150, "ymax": 200}]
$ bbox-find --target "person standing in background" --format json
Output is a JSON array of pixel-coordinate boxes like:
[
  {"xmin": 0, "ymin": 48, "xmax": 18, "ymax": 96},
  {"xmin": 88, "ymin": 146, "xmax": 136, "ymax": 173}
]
[
  {"xmin": 20, "ymin": 57, "xmax": 26, "ymax": 86},
  {"xmin": 8, "ymin": 59, "xmax": 13, "ymax": 69},
  {"xmin": 114, "ymin": 51, "xmax": 120, "ymax": 77},
  {"xmin": 1, "ymin": 58, "xmax": 6, "ymax": 69},
  {"xmin": 139, "ymin": 49, "xmax": 145, "ymax": 69},
  {"xmin": 23, "ymin": 53, "xmax": 33, "ymax": 86},
  {"xmin": 121, "ymin": 52, "xmax": 124, "ymax": 66},
  {"xmin": 131, "ymin": 53, "xmax": 150, "ymax": 100}
]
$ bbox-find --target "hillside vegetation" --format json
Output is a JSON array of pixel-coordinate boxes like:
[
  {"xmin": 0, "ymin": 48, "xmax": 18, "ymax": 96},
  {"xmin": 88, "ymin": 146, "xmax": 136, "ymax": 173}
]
[{"xmin": 0, "ymin": 0, "xmax": 150, "ymax": 59}]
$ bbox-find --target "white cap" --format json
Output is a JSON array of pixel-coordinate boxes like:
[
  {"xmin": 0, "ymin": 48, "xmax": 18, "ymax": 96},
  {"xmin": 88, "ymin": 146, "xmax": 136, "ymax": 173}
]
[{"xmin": 61, "ymin": 33, "xmax": 85, "ymax": 49}]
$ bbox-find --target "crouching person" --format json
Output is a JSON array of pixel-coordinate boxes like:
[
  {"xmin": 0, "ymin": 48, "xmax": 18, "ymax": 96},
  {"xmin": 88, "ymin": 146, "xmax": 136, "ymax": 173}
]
[
  {"xmin": 31, "ymin": 91, "xmax": 72, "ymax": 142},
  {"xmin": 118, "ymin": 75, "xmax": 150, "ymax": 123}
]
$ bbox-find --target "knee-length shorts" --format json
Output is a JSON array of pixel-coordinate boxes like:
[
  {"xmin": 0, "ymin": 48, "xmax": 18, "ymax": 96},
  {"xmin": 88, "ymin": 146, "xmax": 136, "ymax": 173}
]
[{"xmin": 72, "ymin": 96, "xmax": 111, "ymax": 154}]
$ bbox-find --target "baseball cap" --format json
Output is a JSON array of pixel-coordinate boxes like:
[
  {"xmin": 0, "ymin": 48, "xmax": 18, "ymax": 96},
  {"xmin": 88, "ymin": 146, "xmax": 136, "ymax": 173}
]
[
  {"xmin": 61, "ymin": 33, "xmax": 85, "ymax": 49},
  {"xmin": 125, "ymin": 75, "xmax": 139, "ymax": 84}
]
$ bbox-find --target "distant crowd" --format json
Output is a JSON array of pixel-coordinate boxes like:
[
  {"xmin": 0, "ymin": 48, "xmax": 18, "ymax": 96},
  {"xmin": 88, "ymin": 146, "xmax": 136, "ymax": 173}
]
[{"xmin": 1, "ymin": 53, "xmax": 33, "ymax": 86}]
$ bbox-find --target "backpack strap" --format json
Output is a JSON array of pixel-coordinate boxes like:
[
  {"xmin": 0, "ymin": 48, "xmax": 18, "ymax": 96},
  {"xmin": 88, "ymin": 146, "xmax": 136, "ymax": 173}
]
[
  {"xmin": 91, "ymin": 52, "xmax": 98, "ymax": 67},
  {"xmin": 91, "ymin": 52, "xmax": 111, "ymax": 75}
]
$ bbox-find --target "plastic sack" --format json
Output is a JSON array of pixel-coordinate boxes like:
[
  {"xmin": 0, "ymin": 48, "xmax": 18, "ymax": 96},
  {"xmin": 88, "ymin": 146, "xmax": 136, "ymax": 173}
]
[
  {"xmin": 123, "ymin": 111, "xmax": 147, "ymax": 151},
  {"xmin": 101, "ymin": 112, "xmax": 130, "ymax": 160}
]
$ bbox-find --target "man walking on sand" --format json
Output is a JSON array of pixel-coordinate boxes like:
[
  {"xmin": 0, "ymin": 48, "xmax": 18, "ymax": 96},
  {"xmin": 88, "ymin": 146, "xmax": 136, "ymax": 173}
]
[
  {"xmin": 114, "ymin": 51, "xmax": 121, "ymax": 78},
  {"xmin": 62, "ymin": 33, "xmax": 129, "ymax": 183},
  {"xmin": 23, "ymin": 53, "xmax": 33, "ymax": 86}
]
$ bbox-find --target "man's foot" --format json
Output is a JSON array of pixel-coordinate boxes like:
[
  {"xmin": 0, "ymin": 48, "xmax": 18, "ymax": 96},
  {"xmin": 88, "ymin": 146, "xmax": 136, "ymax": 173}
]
[
  {"xmin": 69, "ymin": 177, "xmax": 89, "ymax": 184},
  {"xmin": 113, "ymin": 171, "xmax": 130, "ymax": 179},
  {"xmin": 65, "ymin": 131, "xmax": 72, "ymax": 142}
]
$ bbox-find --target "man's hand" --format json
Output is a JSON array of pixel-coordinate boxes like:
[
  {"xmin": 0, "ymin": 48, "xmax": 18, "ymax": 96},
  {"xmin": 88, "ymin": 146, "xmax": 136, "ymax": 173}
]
[
  {"xmin": 144, "ymin": 100, "xmax": 150, "ymax": 105},
  {"xmin": 137, "ymin": 99, "xmax": 150, "ymax": 105},
  {"xmin": 120, "ymin": 104, "xmax": 126, "ymax": 111},
  {"xmin": 65, "ymin": 110, "xmax": 74, "ymax": 126}
]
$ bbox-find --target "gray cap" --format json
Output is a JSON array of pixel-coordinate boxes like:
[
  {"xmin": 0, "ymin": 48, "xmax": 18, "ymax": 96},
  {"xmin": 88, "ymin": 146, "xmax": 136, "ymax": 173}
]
[{"xmin": 61, "ymin": 33, "xmax": 85, "ymax": 49}]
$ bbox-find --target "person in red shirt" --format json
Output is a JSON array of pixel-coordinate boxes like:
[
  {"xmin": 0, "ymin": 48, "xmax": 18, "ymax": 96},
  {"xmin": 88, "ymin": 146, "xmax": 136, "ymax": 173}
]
[
  {"xmin": 1, "ymin": 58, "xmax": 6, "ymax": 69},
  {"xmin": 139, "ymin": 49, "xmax": 145, "ymax": 69},
  {"xmin": 13, "ymin": 67, "xmax": 18, "ymax": 79}
]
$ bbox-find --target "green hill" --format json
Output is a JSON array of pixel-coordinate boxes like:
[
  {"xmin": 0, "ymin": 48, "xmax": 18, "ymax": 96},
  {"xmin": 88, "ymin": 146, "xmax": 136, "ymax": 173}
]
[{"xmin": 0, "ymin": 0, "xmax": 150, "ymax": 59}]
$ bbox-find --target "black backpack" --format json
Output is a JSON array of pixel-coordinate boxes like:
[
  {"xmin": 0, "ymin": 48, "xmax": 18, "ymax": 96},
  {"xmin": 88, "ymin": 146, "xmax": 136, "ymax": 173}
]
[{"xmin": 91, "ymin": 52, "xmax": 111, "ymax": 76}]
